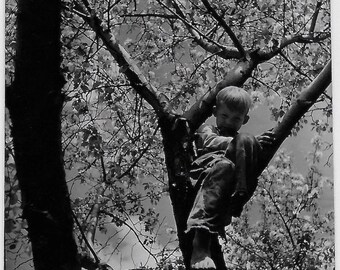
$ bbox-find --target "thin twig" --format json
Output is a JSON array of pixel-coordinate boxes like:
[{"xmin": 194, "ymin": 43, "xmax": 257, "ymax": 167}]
[
  {"xmin": 309, "ymin": 1, "xmax": 322, "ymax": 35},
  {"xmin": 279, "ymin": 51, "xmax": 313, "ymax": 81},
  {"xmin": 101, "ymin": 210, "xmax": 159, "ymax": 264},
  {"xmin": 201, "ymin": 0, "xmax": 246, "ymax": 58},
  {"xmin": 263, "ymin": 187, "xmax": 296, "ymax": 249},
  {"xmin": 13, "ymin": 258, "xmax": 33, "ymax": 270},
  {"xmin": 224, "ymin": 230, "xmax": 273, "ymax": 267},
  {"xmin": 118, "ymin": 124, "xmax": 160, "ymax": 179},
  {"xmin": 100, "ymin": 155, "xmax": 107, "ymax": 183},
  {"xmin": 157, "ymin": 0, "xmax": 232, "ymax": 54},
  {"xmin": 121, "ymin": 13, "xmax": 177, "ymax": 19},
  {"xmin": 190, "ymin": 51, "xmax": 220, "ymax": 79},
  {"xmin": 71, "ymin": 0, "xmax": 164, "ymax": 116},
  {"xmin": 61, "ymin": 2, "xmax": 90, "ymax": 20},
  {"xmin": 72, "ymin": 211, "xmax": 100, "ymax": 264},
  {"xmin": 257, "ymin": 33, "xmax": 330, "ymax": 62}
]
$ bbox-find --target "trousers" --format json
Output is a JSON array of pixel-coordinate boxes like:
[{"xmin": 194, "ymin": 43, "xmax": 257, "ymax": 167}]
[{"xmin": 186, "ymin": 133, "xmax": 261, "ymax": 235}]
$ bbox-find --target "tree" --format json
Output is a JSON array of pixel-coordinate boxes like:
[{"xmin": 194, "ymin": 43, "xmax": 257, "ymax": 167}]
[
  {"xmin": 5, "ymin": 0, "xmax": 333, "ymax": 269},
  {"xmin": 5, "ymin": 0, "xmax": 81, "ymax": 269}
]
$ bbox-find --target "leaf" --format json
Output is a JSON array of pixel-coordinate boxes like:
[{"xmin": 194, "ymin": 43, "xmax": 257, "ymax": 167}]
[
  {"xmin": 5, "ymin": 219, "xmax": 15, "ymax": 233},
  {"xmin": 9, "ymin": 192, "xmax": 18, "ymax": 205}
]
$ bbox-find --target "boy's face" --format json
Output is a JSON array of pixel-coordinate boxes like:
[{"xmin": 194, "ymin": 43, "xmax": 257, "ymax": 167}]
[{"xmin": 213, "ymin": 103, "xmax": 249, "ymax": 136}]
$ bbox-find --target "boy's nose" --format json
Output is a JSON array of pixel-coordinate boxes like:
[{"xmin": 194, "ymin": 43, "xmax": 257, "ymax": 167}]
[{"xmin": 225, "ymin": 120, "xmax": 233, "ymax": 126}]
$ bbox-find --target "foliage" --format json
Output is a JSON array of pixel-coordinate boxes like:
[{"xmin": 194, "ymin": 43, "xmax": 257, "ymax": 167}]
[
  {"xmin": 5, "ymin": 0, "xmax": 332, "ymax": 269},
  {"xmin": 5, "ymin": 112, "xmax": 33, "ymax": 267},
  {"xmin": 223, "ymin": 140, "xmax": 334, "ymax": 270}
]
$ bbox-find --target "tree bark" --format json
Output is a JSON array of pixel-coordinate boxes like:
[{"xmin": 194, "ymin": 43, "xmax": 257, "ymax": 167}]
[{"xmin": 6, "ymin": 1, "xmax": 81, "ymax": 269}]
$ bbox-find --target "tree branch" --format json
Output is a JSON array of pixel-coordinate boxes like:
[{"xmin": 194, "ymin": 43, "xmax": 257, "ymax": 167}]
[
  {"xmin": 263, "ymin": 186, "xmax": 296, "ymax": 248},
  {"xmin": 158, "ymin": 0, "xmax": 242, "ymax": 60},
  {"xmin": 85, "ymin": 196, "xmax": 101, "ymax": 249},
  {"xmin": 101, "ymin": 210, "xmax": 159, "ymax": 264},
  {"xmin": 279, "ymin": 51, "xmax": 313, "ymax": 81},
  {"xmin": 309, "ymin": 1, "xmax": 322, "ymax": 35},
  {"xmin": 201, "ymin": 0, "xmax": 246, "ymax": 58},
  {"xmin": 256, "ymin": 33, "xmax": 330, "ymax": 62},
  {"xmin": 257, "ymin": 60, "xmax": 332, "ymax": 175},
  {"xmin": 71, "ymin": 1, "xmax": 166, "ymax": 117},
  {"xmin": 72, "ymin": 211, "xmax": 100, "ymax": 264},
  {"xmin": 121, "ymin": 13, "xmax": 177, "ymax": 19},
  {"xmin": 224, "ymin": 231, "xmax": 273, "ymax": 267},
  {"xmin": 118, "ymin": 124, "xmax": 160, "ymax": 179}
]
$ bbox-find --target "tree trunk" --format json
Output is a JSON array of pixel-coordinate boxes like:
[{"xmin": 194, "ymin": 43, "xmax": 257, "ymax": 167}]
[{"xmin": 6, "ymin": 1, "xmax": 81, "ymax": 269}]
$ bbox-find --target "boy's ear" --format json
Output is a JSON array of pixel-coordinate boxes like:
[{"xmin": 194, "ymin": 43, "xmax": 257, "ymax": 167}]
[
  {"xmin": 212, "ymin": 106, "xmax": 217, "ymax": 116},
  {"xmin": 243, "ymin": 115, "xmax": 250, "ymax": 124}
]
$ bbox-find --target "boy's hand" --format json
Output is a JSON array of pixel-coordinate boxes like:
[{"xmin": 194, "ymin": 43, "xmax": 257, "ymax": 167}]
[{"xmin": 256, "ymin": 130, "xmax": 276, "ymax": 147}]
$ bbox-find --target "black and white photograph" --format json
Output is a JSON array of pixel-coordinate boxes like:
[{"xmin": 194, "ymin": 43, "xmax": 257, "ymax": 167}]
[{"xmin": 4, "ymin": 1, "xmax": 335, "ymax": 269}]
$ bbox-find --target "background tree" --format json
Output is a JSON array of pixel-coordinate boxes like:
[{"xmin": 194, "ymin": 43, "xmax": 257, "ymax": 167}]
[
  {"xmin": 5, "ymin": 0, "xmax": 333, "ymax": 269},
  {"xmin": 5, "ymin": 0, "xmax": 81, "ymax": 269}
]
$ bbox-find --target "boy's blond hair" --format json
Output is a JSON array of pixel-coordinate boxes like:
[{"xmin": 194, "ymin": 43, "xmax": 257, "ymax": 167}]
[{"xmin": 216, "ymin": 86, "xmax": 252, "ymax": 114}]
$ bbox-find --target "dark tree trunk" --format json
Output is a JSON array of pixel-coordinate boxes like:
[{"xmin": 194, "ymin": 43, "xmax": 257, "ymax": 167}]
[{"xmin": 6, "ymin": 1, "xmax": 81, "ymax": 269}]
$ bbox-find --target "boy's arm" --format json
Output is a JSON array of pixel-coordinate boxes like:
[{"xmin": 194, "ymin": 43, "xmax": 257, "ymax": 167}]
[
  {"xmin": 256, "ymin": 130, "xmax": 276, "ymax": 149},
  {"xmin": 196, "ymin": 124, "xmax": 233, "ymax": 152}
]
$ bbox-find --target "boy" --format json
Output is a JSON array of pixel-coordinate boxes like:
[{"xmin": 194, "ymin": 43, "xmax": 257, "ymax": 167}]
[{"xmin": 187, "ymin": 86, "xmax": 275, "ymax": 269}]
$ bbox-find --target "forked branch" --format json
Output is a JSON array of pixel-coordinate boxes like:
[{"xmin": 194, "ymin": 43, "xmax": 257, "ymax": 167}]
[
  {"xmin": 158, "ymin": 0, "xmax": 242, "ymax": 60},
  {"xmin": 69, "ymin": 0, "xmax": 165, "ymax": 117},
  {"xmin": 201, "ymin": 0, "xmax": 246, "ymax": 58}
]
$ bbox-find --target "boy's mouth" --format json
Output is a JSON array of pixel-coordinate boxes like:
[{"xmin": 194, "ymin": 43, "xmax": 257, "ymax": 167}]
[{"xmin": 219, "ymin": 126, "xmax": 237, "ymax": 136}]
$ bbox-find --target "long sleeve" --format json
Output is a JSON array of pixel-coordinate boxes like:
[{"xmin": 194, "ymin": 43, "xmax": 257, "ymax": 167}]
[{"xmin": 195, "ymin": 124, "xmax": 233, "ymax": 154}]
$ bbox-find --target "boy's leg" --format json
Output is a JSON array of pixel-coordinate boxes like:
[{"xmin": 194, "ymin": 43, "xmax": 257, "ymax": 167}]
[
  {"xmin": 187, "ymin": 158, "xmax": 236, "ymax": 269},
  {"xmin": 187, "ymin": 158, "xmax": 235, "ymax": 231},
  {"xmin": 191, "ymin": 228, "xmax": 215, "ymax": 269},
  {"xmin": 225, "ymin": 133, "xmax": 261, "ymax": 217}
]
